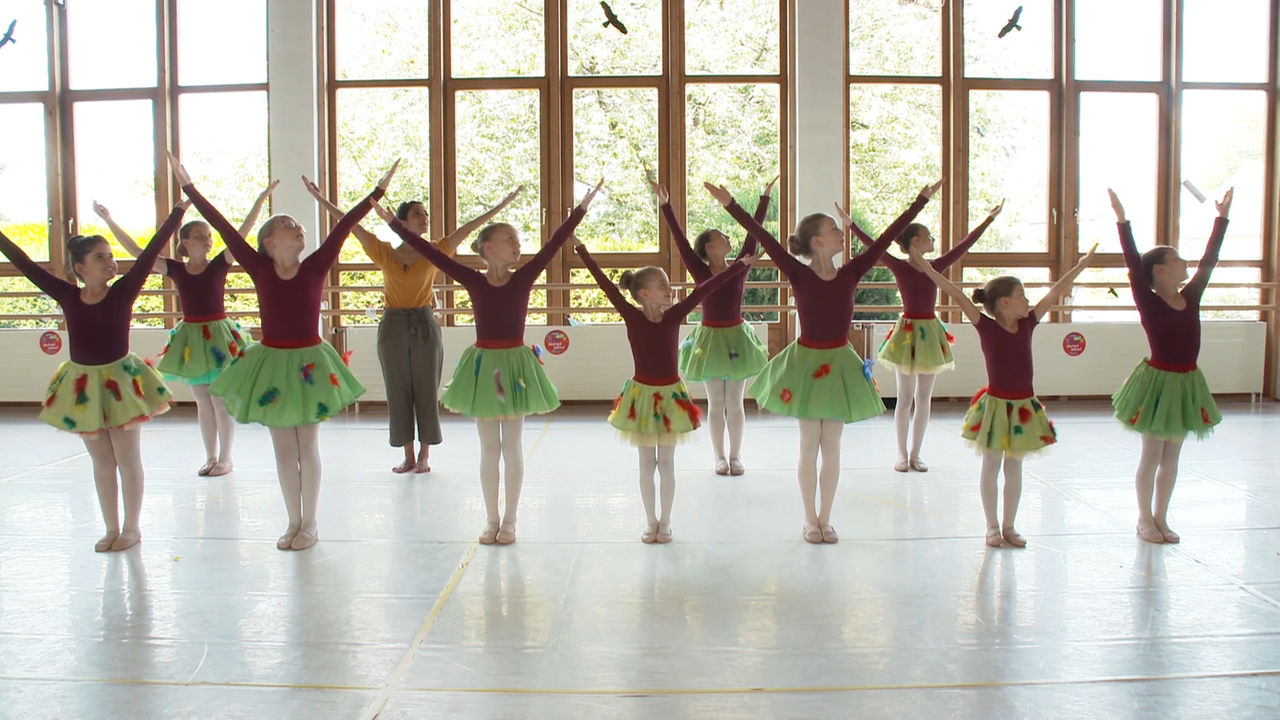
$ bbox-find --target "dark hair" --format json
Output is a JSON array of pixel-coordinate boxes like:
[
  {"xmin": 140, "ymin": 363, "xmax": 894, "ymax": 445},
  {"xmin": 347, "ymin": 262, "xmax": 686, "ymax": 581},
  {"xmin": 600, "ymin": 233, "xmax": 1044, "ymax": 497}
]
[
  {"xmin": 396, "ymin": 200, "xmax": 425, "ymax": 222},
  {"xmin": 471, "ymin": 222, "xmax": 515, "ymax": 261},
  {"xmin": 256, "ymin": 214, "xmax": 295, "ymax": 256},
  {"xmin": 617, "ymin": 266, "xmax": 665, "ymax": 303},
  {"xmin": 66, "ymin": 235, "xmax": 109, "ymax": 281},
  {"xmin": 786, "ymin": 213, "xmax": 830, "ymax": 257},
  {"xmin": 896, "ymin": 223, "xmax": 929, "ymax": 254},
  {"xmin": 693, "ymin": 229, "xmax": 721, "ymax": 260},
  {"xmin": 971, "ymin": 276, "xmax": 1023, "ymax": 315},
  {"xmin": 1141, "ymin": 246, "xmax": 1177, "ymax": 284},
  {"xmin": 176, "ymin": 220, "xmax": 210, "ymax": 258}
]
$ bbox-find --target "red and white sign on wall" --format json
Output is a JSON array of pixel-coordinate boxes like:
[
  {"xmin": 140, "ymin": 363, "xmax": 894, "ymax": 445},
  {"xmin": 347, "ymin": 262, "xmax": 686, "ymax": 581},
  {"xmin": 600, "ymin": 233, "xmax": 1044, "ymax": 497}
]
[
  {"xmin": 39, "ymin": 331, "xmax": 62, "ymax": 356},
  {"xmin": 1062, "ymin": 331, "xmax": 1086, "ymax": 357},
  {"xmin": 544, "ymin": 329, "xmax": 570, "ymax": 355}
]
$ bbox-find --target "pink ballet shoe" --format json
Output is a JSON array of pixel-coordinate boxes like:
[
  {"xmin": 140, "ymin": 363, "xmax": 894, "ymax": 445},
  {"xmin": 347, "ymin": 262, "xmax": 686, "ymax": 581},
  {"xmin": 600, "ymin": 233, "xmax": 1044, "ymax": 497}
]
[
  {"xmin": 95, "ymin": 532, "xmax": 120, "ymax": 553},
  {"xmin": 207, "ymin": 461, "xmax": 233, "ymax": 477},
  {"xmin": 496, "ymin": 523, "xmax": 517, "ymax": 545},
  {"xmin": 729, "ymin": 458, "xmax": 745, "ymax": 476},
  {"xmin": 714, "ymin": 459, "xmax": 730, "ymax": 476},
  {"xmin": 819, "ymin": 525, "xmax": 839, "ymax": 543},
  {"xmin": 803, "ymin": 524, "xmax": 824, "ymax": 544},
  {"xmin": 197, "ymin": 460, "xmax": 217, "ymax": 477},
  {"xmin": 478, "ymin": 523, "xmax": 500, "ymax": 545},
  {"xmin": 985, "ymin": 527, "xmax": 1003, "ymax": 548},
  {"xmin": 908, "ymin": 458, "xmax": 929, "ymax": 472},
  {"xmin": 110, "ymin": 530, "xmax": 141, "ymax": 552},
  {"xmin": 1136, "ymin": 523, "xmax": 1165, "ymax": 544},
  {"xmin": 277, "ymin": 525, "xmax": 300, "ymax": 550},
  {"xmin": 1157, "ymin": 525, "xmax": 1180, "ymax": 544},
  {"xmin": 1001, "ymin": 527, "xmax": 1027, "ymax": 548},
  {"xmin": 290, "ymin": 528, "xmax": 318, "ymax": 550},
  {"xmin": 893, "ymin": 459, "xmax": 909, "ymax": 473},
  {"xmin": 655, "ymin": 524, "xmax": 673, "ymax": 544},
  {"xmin": 641, "ymin": 524, "xmax": 658, "ymax": 543}
]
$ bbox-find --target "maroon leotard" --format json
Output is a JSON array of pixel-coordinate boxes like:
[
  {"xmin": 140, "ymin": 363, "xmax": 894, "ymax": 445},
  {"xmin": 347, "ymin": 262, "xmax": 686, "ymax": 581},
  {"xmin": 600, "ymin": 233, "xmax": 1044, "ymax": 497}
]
[
  {"xmin": 724, "ymin": 195, "xmax": 929, "ymax": 345},
  {"xmin": 0, "ymin": 207, "xmax": 184, "ymax": 365},
  {"xmin": 850, "ymin": 216, "xmax": 994, "ymax": 318},
  {"xmin": 165, "ymin": 252, "xmax": 231, "ymax": 321},
  {"xmin": 1118, "ymin": 218, "xmax": 1228, "ymax": 370},
  {"xmin": 576, "ymin": 245, "xmax": 749, "ymax": 383},
  {"xmin": 182, "ymin": 184, "xmax": 384, "ymax": 347},
  {"xmin": 974, "ymin": 314, "xmax": 1038, "ymax": 398},
  {"xmin": 383, "ymin": 208, "xmax": 586, "ymax": 345},
  {"xmin": 662, "ymin": 195, "xmax": 769, "ymax": 326}
]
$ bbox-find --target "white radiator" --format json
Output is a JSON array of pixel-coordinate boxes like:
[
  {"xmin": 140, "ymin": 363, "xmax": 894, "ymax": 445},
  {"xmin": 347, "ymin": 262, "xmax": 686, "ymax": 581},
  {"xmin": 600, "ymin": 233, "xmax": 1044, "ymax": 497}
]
[{"xmin": 868, "ymin": 321, "xmax": 1265, "ymax": 398}]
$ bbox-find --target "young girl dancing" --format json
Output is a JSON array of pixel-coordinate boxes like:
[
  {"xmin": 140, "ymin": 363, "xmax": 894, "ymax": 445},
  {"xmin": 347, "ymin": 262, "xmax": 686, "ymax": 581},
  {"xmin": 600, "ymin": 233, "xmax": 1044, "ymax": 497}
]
[
  {"xmin": 651, "ymin": 178, "xmax": 774, "ymax": 476},
  {"xmin": 0, "ymin": 203, "xmax": 188, "ymax": 551},
  {"xmin": 707, "ymin": 180, "xmax": 941, "ymax": 544},
  {"xmin": 909, "ymin": 245, "xmax": 1097, "ymax": 547},
  {"xmin": 573, "ymin": 236, "xmax": 757, "ymax": 542},
  {"xmin": 302, "ymin": 178, "xmax": 523, "ymax": 474},
  {"xmin": 1108, "ymin": 187, "xmax": 1232, "ymax": 544},
  {"xmin": 372, "ymin": 180, "xmax": 603, "ymax": 545},
  {"xmin": 91, "ymin": 181, "xmax": 276, "ymax": 477},
  {"xmin": 844, "ymin": 202, "xmax": 1003, "ymax": 473},
  {"xmin": 172, "ymin": 153, "xmax": 395, "ymax": 551}
]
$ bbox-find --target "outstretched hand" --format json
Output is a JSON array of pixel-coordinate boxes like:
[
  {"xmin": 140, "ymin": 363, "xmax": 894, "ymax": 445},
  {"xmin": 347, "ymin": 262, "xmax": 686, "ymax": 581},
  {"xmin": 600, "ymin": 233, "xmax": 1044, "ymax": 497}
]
[
  {"xmin": 370, "ymin": 200, "xmax": 397, "ymax": 225},
  {"xmin": 91, "ymin": 200, "xmax": 111, "ymax": 220},
  {"xmin": 1216, "ymin": 187, "xmax": 1234, "ymax": 218},
  {"xmin": 921, "ymin": 179, "xmax": 944, "ymax": 199},
  {"xmin": 578, "ymin": 178, "xmax": 605, "ymax": 209},
  {"xmin": 648, "ymin": 180, "xmax": 670, "ymax": 205},
  {"xmin": 735, "ymin": 252, "xmax": 762, "ymax": 268},
  {"xmin": 1107, "ymin": 188, "xmax": 1126, "ymax": 222},
  {"xmin": 987, "ymin": 199, "xmax": 1005, "ymax": 219},
  {"xmin": 166, "ymin": 151, "xmax": 193, "ymax": 187},
  {"xmin": 497, "ymin": 185, "xmax": 524, "ymax": 209},
  {"xmin": 571, "ymin": 234, "xmax": 585, "ymax": 250},
  {"xmin": 258, "ymin": 179, "xmax": 281, "ymax": 201},
  {"xmin": 175, "ymin": 199, "xmax": 193, "ymax": 212},
  {"xmin": 832, "ymin": 201, "xmax": 854, "ymax": 231},
  {"xmin": 301, "ymin": 175, "xmax": 324, "ymax": 201},
  {"xmin": 1076, "ymin": 242, "xmax": 1099, "ymax": 269},
  {"xmin": 704, "ymin": 182, "xmax": 733, "ymax": 207},
  {"xmin": 376, "ymin": 159, "xmax": 401, "ymax": 191},
  {"xmin": 763, "ymin": 175, "xmax": 779, "ymax": 198}
]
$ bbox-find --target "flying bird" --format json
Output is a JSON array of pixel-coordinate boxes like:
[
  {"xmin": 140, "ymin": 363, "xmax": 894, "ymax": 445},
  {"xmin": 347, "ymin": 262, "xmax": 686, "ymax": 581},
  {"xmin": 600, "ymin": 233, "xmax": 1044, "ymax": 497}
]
[
  {"xmin": 600, "ymin": 2, "xmax": 628, "ymax": 35},
  {"xmin": 0, "ymin": 20, "xmax": 16, "ymax": 49},
  {"xmin": 998, "ymin": 6, "xmax": 1022, "ymax": 38}
]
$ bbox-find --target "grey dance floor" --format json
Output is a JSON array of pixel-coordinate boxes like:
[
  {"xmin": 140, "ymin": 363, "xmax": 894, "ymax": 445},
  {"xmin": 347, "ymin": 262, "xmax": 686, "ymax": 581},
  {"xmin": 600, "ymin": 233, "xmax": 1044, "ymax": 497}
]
[{"xmin": 0, "ymin": 400, "xmax": 1277, "ymax": 719}]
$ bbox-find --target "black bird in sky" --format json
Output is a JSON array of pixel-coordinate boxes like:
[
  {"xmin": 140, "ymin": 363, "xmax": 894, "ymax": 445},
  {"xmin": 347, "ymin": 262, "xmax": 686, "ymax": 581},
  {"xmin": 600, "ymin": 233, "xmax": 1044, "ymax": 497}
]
[
  {"xmin": 998, "ymin": 6, "xmax": 1023, "ymax": 38},
  {"xmin": 0, "ymin": 20, "xmax": 17, "ymax": 50},
  {"xmin": 601, "ymin": 2, "xmax": 628, "ymax": 35}
]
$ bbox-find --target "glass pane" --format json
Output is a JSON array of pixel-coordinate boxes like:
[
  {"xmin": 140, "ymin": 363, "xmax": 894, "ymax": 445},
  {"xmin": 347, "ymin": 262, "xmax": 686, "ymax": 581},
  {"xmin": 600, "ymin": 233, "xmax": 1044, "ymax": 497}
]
[
  {"xmin": 455, "ymin": 90, "xmax": 540, "ymax": 256},
  {"xmin": 177, "ymin": 0, "xmax": 266, "ymax": 85},
  {"xmin": 849, "ymin": 84, "xmax": 942, "ymax": 243},
  {"xmin": 1072, "ymin": 267, "xmax": 1140, "ymax": 322},
  {"xmin": 67, "ymin": 0, "xmax": 157, "ymax": 89},
  {"xmin": 1183, "ymin": 0, "xmax": 1271, "ymax": 83},
  {"xmin": 968, "ymin": 90, "xmax": 1050, "ymax": 252},
  {"xmin": 963, "ymin": 0, "xmax": 1052, "ymax": 79},
  {"xmin": 687, "ymin": 0, "xmax": 781, "ymax": 75},
  {"xmin": 1179, "ymin": 90, "xmax": 1266, "ymax": 261},
  {"xmin": 570, "ymin": 267, "xmax": 625, "ymax": 323},
  {"xmin": 0, "ymin": 1, "xmax": 48, "ymax": 91},
  {"xmin": 572, "ymin": 87, "xmax": 658, "ymax": 253},
  {"xmin": 1200, "ymin": 267, "xmax": 1260, "ymax": 320},
  {"xmin": 338, "ymin": 270, "xmax": 386, "ymax": 326},
  {"xmin": 337, "ymin": 87, "xmax": 431, "ymax": 260},
  {"xmin": 568, "ymin": 0, "xmax": 660, "ymax": 76},
  {"xmin": 1074, "ymin": 0, "xmax": 1161, "ymax": 81},
  {"xmin": 686, "ymin": 83, "xmax": 781, "ymax": 268},
  {"xmin": 849, "ymin": 0, "xmax": 940, "ymax": 76},
  {"xmin": 335, "ymin": 0, "xmax": 431, "ymax": 80},
  {"xmin": 73, "ymin": 101, "xmax": 155, "ymax": 253},
  {"xmin": 179, "ymin": 92, "xmax": 269, "ymax": 252},
  {"xmin": 1077, "ymin": 93, "xmax": 1158, "ymax": 253},
  {"xmin": 450, "ymin": 0, "xmax": 544, "ymax": 78},
  {"xmin": 0, "ymin": 104, "xmax": 49, "ymax": 262},
  {"xmin": 961, "ymin": 267, "xmax": 1052, "ymax": 302}
]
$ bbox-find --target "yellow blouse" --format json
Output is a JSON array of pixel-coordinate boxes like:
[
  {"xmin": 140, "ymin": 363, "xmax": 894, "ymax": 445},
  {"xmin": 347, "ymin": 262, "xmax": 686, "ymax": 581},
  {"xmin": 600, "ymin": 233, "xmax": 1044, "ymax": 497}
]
[{"xmin": 363, "ymin": 237, "xmax": 454, "ymax": 309}]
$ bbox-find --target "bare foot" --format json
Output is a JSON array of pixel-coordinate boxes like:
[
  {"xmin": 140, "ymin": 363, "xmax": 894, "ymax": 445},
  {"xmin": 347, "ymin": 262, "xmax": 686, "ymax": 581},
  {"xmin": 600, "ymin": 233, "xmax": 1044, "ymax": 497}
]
[
  {"xmin": 1136, "ymin": 523, "xmax": 1165, "ymax": 544},
  {"xmin": 95, "ymin": 532, "xmax": 120, "ymax": 553},
  {"xmin": 416, "ymin": 450, "xmax": 431, "ymax": 473},
  {"xmin": 207, "ymin": 461, "xmax": 233, "ymax": 477},
  {"xmin": 392, "ymin": 460, "xmax": 415, "ymax": 474},
  {"xmin": 1001, "ymin": 527, "xmax": 1027, "ymax": 548},
  {"xmin": 985, "ymin": 527, "xmax": 1003, "ymax": 548},
  {"xmin": 110, "ymin": 530, "xmax": 141, "ymax": 551}
]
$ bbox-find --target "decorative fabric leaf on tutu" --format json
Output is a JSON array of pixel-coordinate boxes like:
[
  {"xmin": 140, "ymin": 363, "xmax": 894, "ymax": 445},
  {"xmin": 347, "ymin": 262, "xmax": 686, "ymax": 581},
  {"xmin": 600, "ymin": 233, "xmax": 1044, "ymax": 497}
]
[
  {"xmin": 495, "ymin": 370, "xmax": 506, "ymax": 403},
  {"xmin": 301, "ymin": 363, "xmax": 316, "ymax": 385},
  {"xmin": 157, "ymin": 385, "xmax": 168, "ymax": 396},
  {"xmin": 728, "ymin": 348, "xmax": 739, "ymax": 361},
  {"xmin": 1030, "ymin": 398, "xmax": 1043, "ymax": 413},
  {"xmin": 651, "ymin": 392, "xmax": 663, "ymax": 419},
  {"xmin": 919, "ymin": 326, "xmax": 928, "ymax": 341},
  {"xmin": 945, "ymin": 331, "xmax": 956, "ymax": 344},
  {"xmin": 342, "ymin": 350, "xmax": 353, "ymax": 367},
  {"xmin": 1200, "ymin": 407, "xmax": 1210, "ymax": 424},
  {"xmin": 812, "ymin": 364, "xmax": 831, "ymax": 379},
  {"xmin": 611, "ymin": 395, "xmax": 622, "ymax": 412},
  {"xmin": 158, "ymin": 343, "xmax": 170, "ymax": 356},
  {"xmin": 144, "ymin": 356, "xmax": 157, "ymax": 368},
  {"xmin": 228, "ymin": 340, "xmax": 242, "ymax": 358},
  {"xmin": 202, "ymin": 325, "xmax": 212, "ymax": 341},
  {"xmin": 515, "ymin": 378, "xmax": 525, "ymax": 394},
  {"xmin": 904, "ymin": 321, "xmax": 914, "ymax": 332},
  {"xmin": 971, "ymin": 388, "xmax": 988, "ymax": 406},
  {"xmin": 1018, "ymin": 406, "xmax": 1032, "ymax": 425},
  {"xmin": 316, "ymin": 402, "xmax": 331, "ymax": 421},
  {"xmin": 780, "ymin": 388, "xmax": 793, "ymax": 405},
  {"xmin": 211, "ymin": 346, "xmax": 227, "ymax": 368},
  {"xmin": 182, "ymin": 347, "xmax": 192, "ymax": 364},
  {"xmin": 104, "ymin": 379, "xmax": 122, "ymax": 403},
  {"xmin": 627, "ymin": 401, "xmax": 637, "ymax": 420},
  {"xmin": 1005, "ymin": 401, "xmax": 1014, "ymax": 417},
  {"xmin": 329, "ymin": 373, "xmax": 340, "ymax": 388},
  {"xmin": 532, "ymin": 345, "xmax": 544, "ymax": 365},
  {"xmin": 1013, "ymin": 426, "xmax": 1025, "ymax": 435},
  {"xmin": 885, "ymin": 326, "xmax": 895, "ymax": 341},
  {"xmin": 43, "ymin": 392, "xmax": 57, "ymax": 409},
  {"xmin": 862, "ymin": 358, "xmax": 875, "ymax": 379},
  {"xmin": 121, "ymin": 360, "xmax": 143, "ymax": 377},
  {"xmin": 1128, "ymin": 409, "xmax": 1141, "ymax": 425},
  {"xmin": 74, "ymin": 375, "xmax": 89, "ymax": 406},
  {"xmin": 663, "ymin": 414, "xmax": 672, "ymax": 432},
  {"xmin": 673, "ymin": 393, "xmax": 701, "ymax": 425},
  {"xmin": 62, "ymin": 417, "xmax": 76, "ymax": 430},
  {"xmin": 680, "ymin": 337, "xmax": 692, "ymax": 350},
  {"xmin": 131, "ymin": 378, "xmax": 145, "ymax": 399},
  {"xmin": 1040, "ymin": 435, "xmax": 1057, "ymax": 444},
  {"xmin": 258, "ymin": 388, "xmax": 281, "ymax": 407},
  {"xmin": 473, "ymin": 353, "xmax": 483, "ymax": 377},
  {"xmin": 969, "ymin": 420, "xmax": 983, "ymax": 432}
]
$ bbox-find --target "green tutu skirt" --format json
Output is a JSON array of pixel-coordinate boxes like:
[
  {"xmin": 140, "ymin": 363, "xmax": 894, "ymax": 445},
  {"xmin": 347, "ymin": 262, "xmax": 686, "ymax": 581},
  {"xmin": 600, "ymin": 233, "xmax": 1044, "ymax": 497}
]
[
  {"xmin": 1111, "ymin": 359, "xmax": 1221, "ymax": 442},
  {"xmin": 441, "ymin": 344, "xmax": 560, "ymax": 420},
  {"xmin": 961, "ymin": 389, "xmax": 1057, "ymax": 458},
  {"xmin": 876, "ymin": 316, "xmax": 955, "ymax": 374},
  {"xmin": 209, "ymin": 340, "xmax": 365, "ymax": 427},
  {"xmin": 678, "ymin": 322, "xmax": 769, "ymax": 382},
  {"xmin": 156, "ymin": 317, "xmax": 250, "ymax": 385},
  {"xmin": 748, "ymin": 340, "xmax": 886, "ymax": 423},
  {"xmin": 39, "ymin": 354, "xmax": 171, "ymax": 436},
  {"xmin": 608, "ymin": 378, "xmax": 703, "ymax": 446}
]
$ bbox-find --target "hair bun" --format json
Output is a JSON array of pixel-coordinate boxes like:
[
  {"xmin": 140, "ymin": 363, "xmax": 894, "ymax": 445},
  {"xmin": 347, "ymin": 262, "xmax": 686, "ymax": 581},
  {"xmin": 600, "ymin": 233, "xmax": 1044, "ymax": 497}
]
[
  {"xmin": 971, "ymin": 288, "xmax": 987, "ymax": 304},
  {"xmin": 618, "ymin": 269, "xmax": 636, "ymax": 292},
  {"xmin": 786, "ymin": 234, "xmax": 804, "ymax": 255}
]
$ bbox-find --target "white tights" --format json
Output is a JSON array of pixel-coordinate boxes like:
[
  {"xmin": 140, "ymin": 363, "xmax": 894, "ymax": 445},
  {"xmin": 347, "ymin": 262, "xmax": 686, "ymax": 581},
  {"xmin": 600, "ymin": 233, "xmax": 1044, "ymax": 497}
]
[
  {"xmin": 893, "ymin": 370, "xmax": 936, "ymax": 462},
  {"xmin": 269, "ymin": 425, "xmax": 322, "ymax": 534},
  {"xmin": 477, "ymin": 418, "xmax": 524, "ymax": 526},
  {"xmin": 979, "ymin": 451, "xmax": 1023, "ymax": 530},
  {"xmin": 637, "ymin": 446, "xmax": 676, "ymax": 527},
  {"xmin": 190, "ymin": 384, "xmax": 235, "ymax": 465},
  {"xmin": 1136, "ymin": 436, "xmax": 1183, "ymax": 528},
  {"xmin": 704, "ymin": 379, "xmax": 747, "ymax": 462},
  {"xmin": 797, "ymin": 419, "xmax": 843, "ymax": 525},
  {"xmin": 82, "ymin": 428, "xmax": 145, "ymax": 536}
]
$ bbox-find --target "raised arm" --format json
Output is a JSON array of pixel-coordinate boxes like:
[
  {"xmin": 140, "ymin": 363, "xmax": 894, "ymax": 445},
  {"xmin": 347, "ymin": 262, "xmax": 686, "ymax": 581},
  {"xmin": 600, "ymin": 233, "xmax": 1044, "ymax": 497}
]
[
  {"xmin": 517, "ymin": 179, "xmax": 603, "ymax": 281},
  {"xmin": 934, "ymin": 201, "xmax": 1001, "ymax": 271},
  {"xmin": 739, "ymin": 180, "xmax": 776, "ymax": 260},
  {"xmin": 573, "ymin": 241, "xmax": 636, "ymax": 314},
  {"xmin": 845, "ymin": 182, "xmax": 940, "ymax": 279},
  {"xmin": 236, "ymin": 180, "xmax": 279, "ymax": 237},
  {"xmin": 92, "ymin": 201, "xmax": 168, "ymax": 275},
  {"xmin": 1032, "ymin": 244, "xmax": 1098, "ymax": 321},
  {"xmin": 113, "ymin": 202, "xmax": 189, "ymax": 301},
  {"xmin": 170, "ymin": 153, "xmax": 262, "ymax": 273},
  {"xmin": 908, "ymin": 248, "xmax": 984, "ymax": 325},
  {"xmin": 301, "ymin": 175, "xmax": 384, "ymax": 258},
  {"xmin": 373, "ymin": 202, "xmax": 481, "ymax": 285},
  {"xmin": 1185, "ymin": 188, "xmax": 1232, "ymax": 300},
  {"xmin": 1109, "ymin": 189, "xmax": 1148, "ymax": 297},
  {"xmin": 306, "ymin": 185, "xmax": 388, "ymax": 273},
  {"xmin": 0, "ymin": 229, "xmax": 77, "ymax": 302},
  {"xmin": 445, "ymin": 186, "xmax": 524, "ymax": 254},
  {"xmin": 669, "ymin": 256, "xmax": 754, "ymax": 321},
  {"xmin": 657, "ymin": 195, "xmax": 709, "ymax": 283},
  {"xmin": 707, "ymin": 183, "xmax": 802, "ymax": 278}
]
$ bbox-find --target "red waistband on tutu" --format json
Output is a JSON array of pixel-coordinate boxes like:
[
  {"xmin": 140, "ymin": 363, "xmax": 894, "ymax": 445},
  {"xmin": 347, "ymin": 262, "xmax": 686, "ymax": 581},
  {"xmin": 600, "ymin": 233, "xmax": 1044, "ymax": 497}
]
[
  {"xmin": 798, "ymin": 336, "xmax": 850, "ymax": 350},
  {"xmin": 183, "ymin": 313, "xmax": 228, "ymax": 324},
  {"xmin": 978, "ymin": 386, "xmax": 1035, "ymax": 401},
  {"xmin": 475, "ymin": 338, "xmax": 525, "ymax": 349},
  {"xmin": 261, "ymin": 337, "xmax": 322, "ymax": 349},
  {"xmin": 700, "ymin": 318, "xmax": 744, "ymax": 328},
  {"xmin": 633, "ymin": 373, "xmax": 681, "ymax": 386},
  {"xmin": 902, "ymin": 312, "xmax": 937, "ymax": 320},
  {"xmin": 1147, "ymin": 358, "xmax": 1197, "ymax": 373}
]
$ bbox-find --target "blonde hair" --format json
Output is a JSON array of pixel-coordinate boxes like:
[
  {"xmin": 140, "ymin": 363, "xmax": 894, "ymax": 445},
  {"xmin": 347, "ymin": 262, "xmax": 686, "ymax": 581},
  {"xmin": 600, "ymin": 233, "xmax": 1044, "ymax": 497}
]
[{"xmin": 618, "ymin": 266, "xmax": 665, "ymax": 303}]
